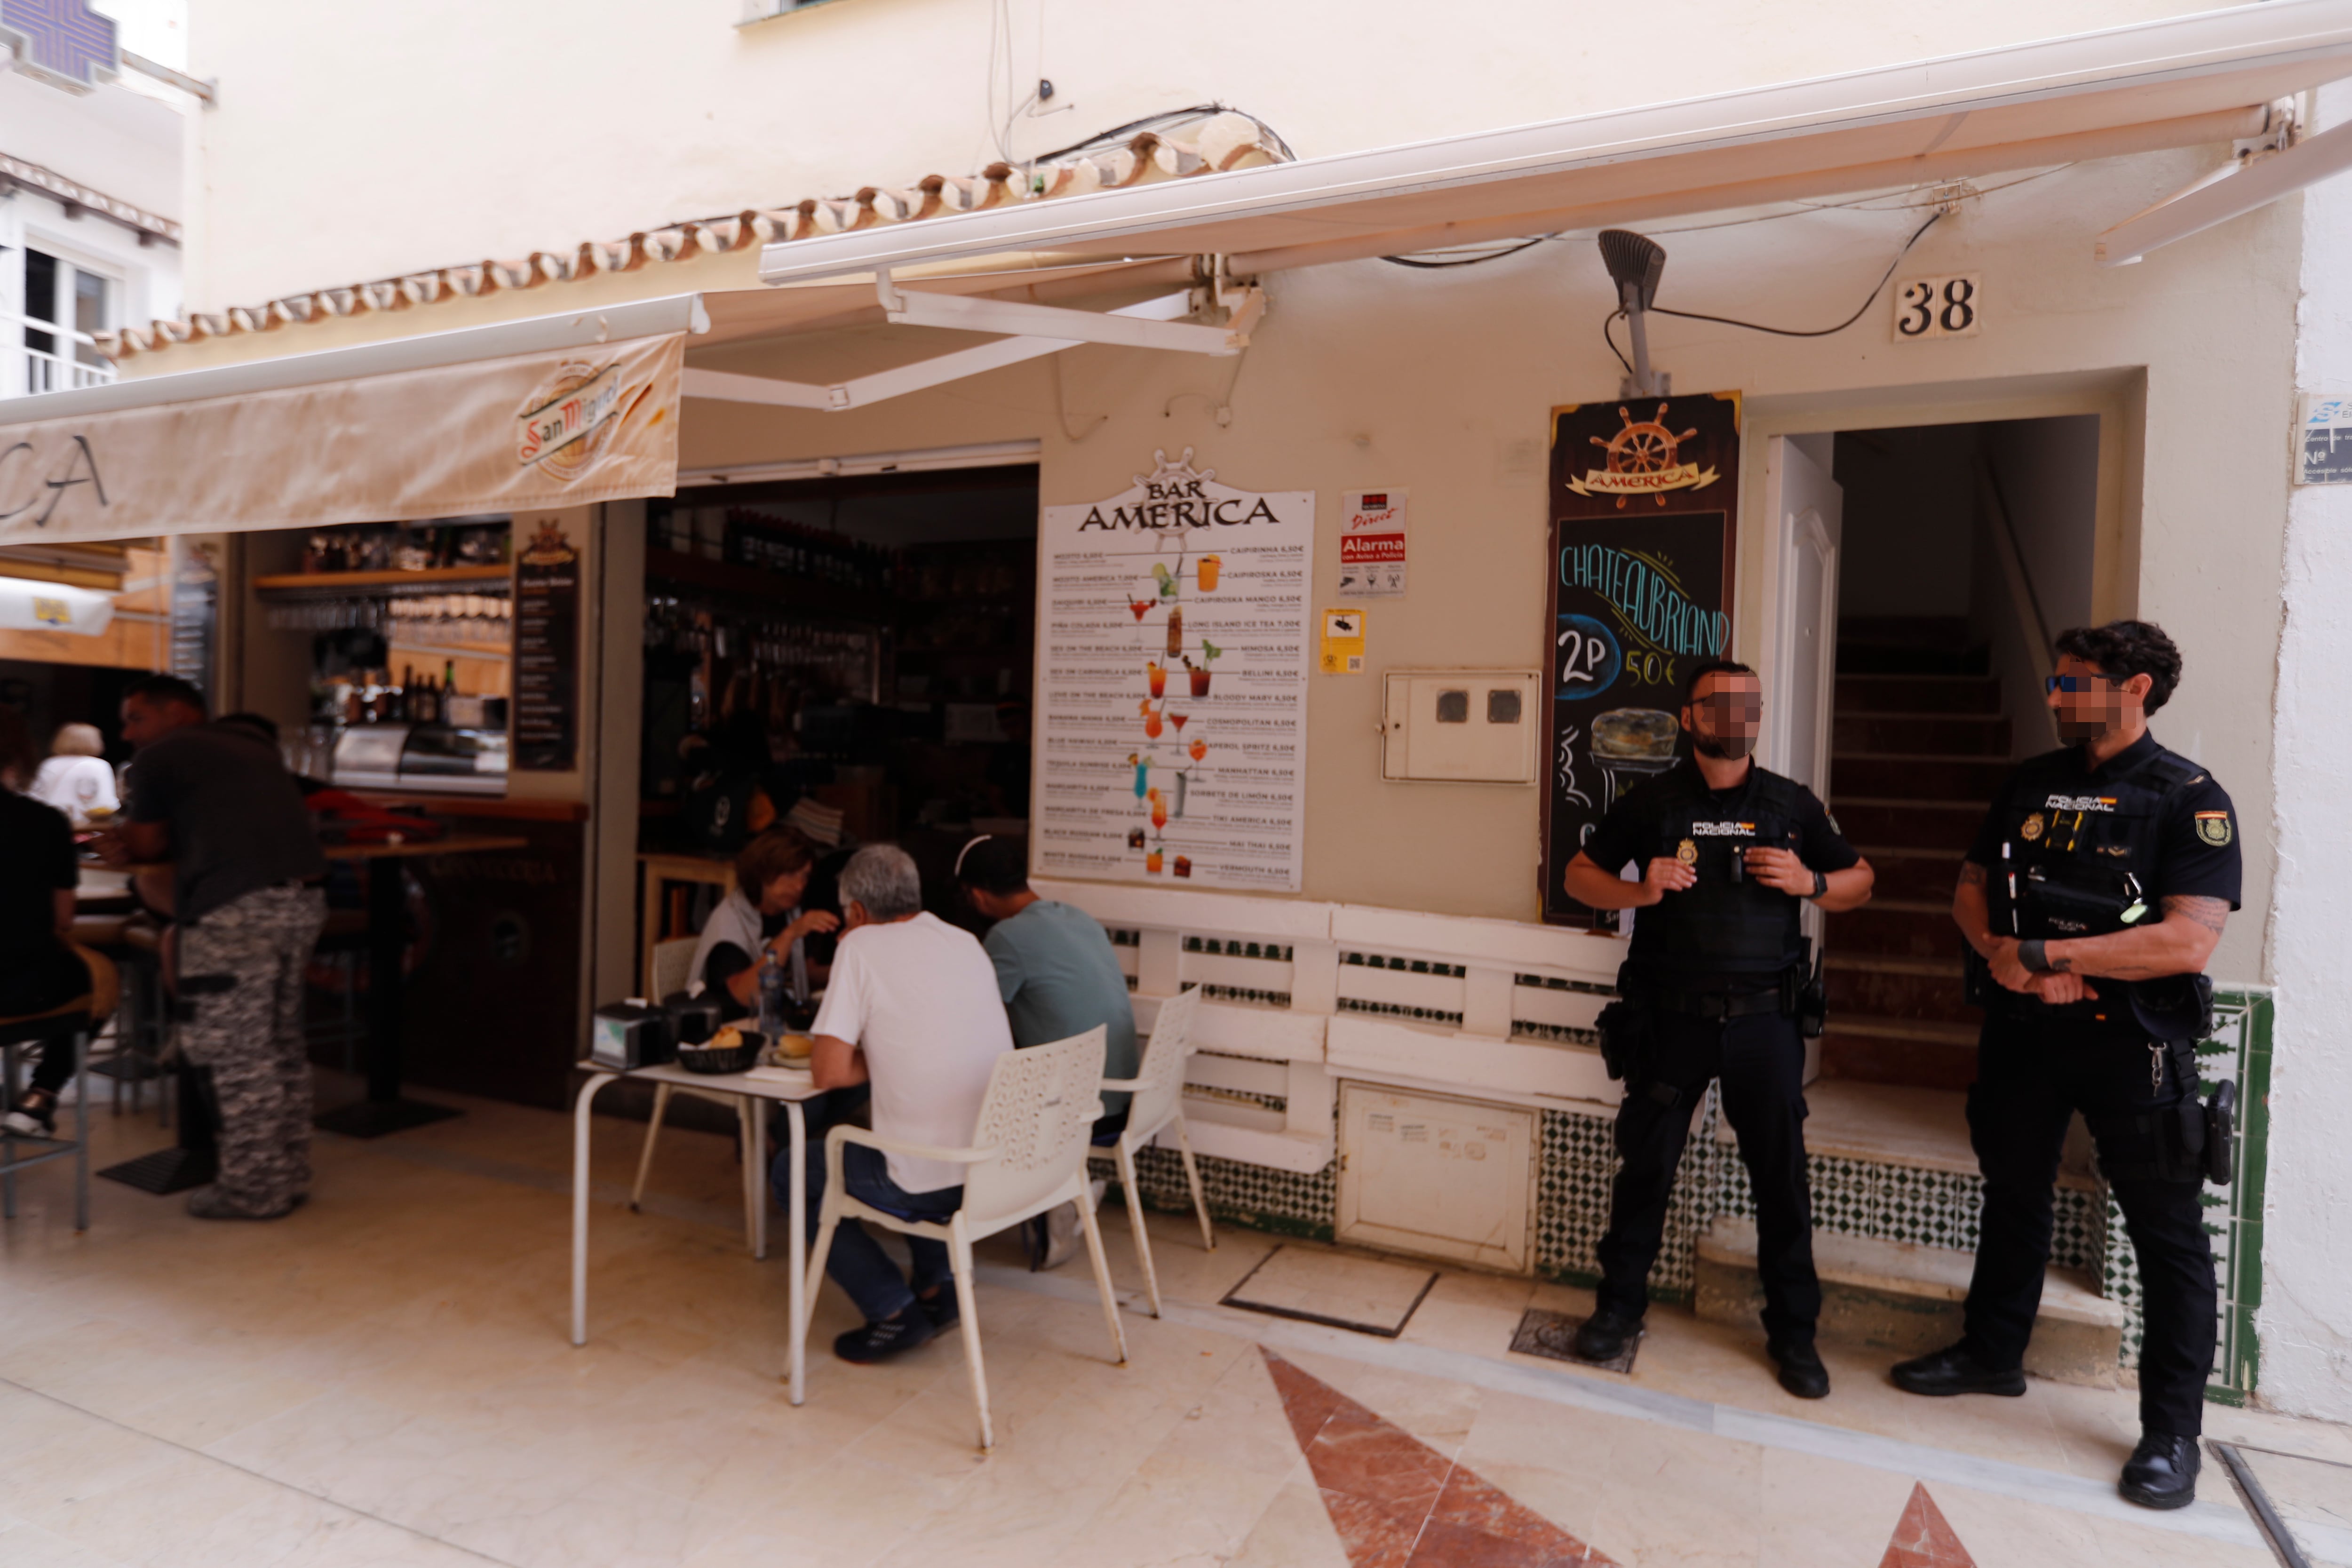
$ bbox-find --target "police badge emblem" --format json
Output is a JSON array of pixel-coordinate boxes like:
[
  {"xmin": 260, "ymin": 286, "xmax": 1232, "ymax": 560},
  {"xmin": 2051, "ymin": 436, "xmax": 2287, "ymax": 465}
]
[
  {"xmin": 1676, "ymin": 839, "xmax": 1698, "ymax": 866},
  {"xmin": 2195, "ymin": 811, "xmax": 2233, "ymax": 847},
  {"xmin": 2018, "ymin": 813, "xmax": 2045, "ymax": 843}
]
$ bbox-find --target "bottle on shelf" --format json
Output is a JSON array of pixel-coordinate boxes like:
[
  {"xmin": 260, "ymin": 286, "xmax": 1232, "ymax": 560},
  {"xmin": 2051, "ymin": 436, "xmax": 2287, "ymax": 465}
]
[
  {"xmin": 443, "ymin": 657, "xmax": 459, "ymax": 697},
  {"xmin": 396, "ymin": 664, "xmax": 413, "ymax": 724},
  {"xmin": 415, "ymin": 671, "xmax": 439, "ymax": 725}
]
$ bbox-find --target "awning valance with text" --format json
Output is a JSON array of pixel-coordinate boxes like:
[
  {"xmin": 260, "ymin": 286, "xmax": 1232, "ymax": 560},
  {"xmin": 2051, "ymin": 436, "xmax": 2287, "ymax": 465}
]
[{"xmin": 0, "ymin": 294, "xmax": 699, "ymax": 545}]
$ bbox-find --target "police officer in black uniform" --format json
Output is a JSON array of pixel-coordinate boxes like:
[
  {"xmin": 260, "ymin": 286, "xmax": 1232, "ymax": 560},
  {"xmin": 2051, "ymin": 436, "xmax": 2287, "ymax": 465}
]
[
  {"xmin": 1891, "ymin": 621, "xmax": 2238, "ymax": 1512},
  {"xmin": 1563, "ymin": 659, "xmax": 1874, "ymax": 1398}
]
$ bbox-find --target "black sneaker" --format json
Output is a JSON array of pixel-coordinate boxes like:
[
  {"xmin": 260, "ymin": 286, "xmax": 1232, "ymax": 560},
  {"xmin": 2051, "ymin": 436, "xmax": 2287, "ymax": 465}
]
[
  {"xmin": 1572, "ymin": 1308, "xmax": 1644, "ymax": 1362},
  {"xmin": 2, "ymin": 1090, "xmax": 57, "ymax": 1138},
  {"xmin": 917, "ymin": 1286, "xmax": 960, "ymax": 1331},
  {"xmin": 833, "ymin": 1305, "xmax": 941, "ymax": 1365},
  {"xmin": 1890, "ymin": 1342, "xmax": 2027, "ymax": 1398},
  {"xmin": 1769, "ymin": 1339, "xmax": 1831, "ymax": 1400},
  {"xmin": 2119, "ymin": 1433, "xmax": 2200, "ymax": 1510}
]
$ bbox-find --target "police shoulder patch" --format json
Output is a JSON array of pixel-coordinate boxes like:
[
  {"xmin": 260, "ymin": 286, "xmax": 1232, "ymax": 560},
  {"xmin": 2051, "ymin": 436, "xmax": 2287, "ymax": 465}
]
[{"xmin": 2195, "ymin": 811, "xmax": 2233, "ymax": 847}]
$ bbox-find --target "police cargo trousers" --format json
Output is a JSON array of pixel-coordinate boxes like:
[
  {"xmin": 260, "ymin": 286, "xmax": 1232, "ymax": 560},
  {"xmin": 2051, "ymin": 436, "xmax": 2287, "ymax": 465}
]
[
  {"xmin": 1962, "ymin": 1012, "xmax": 2216, "ymax": 1437},
  {"xmin": 175, "ymin": 884, "xmax": 327, "ymax": 1216},
  {"xmin": 1596, "ymin": 1009, "xmax": 1822, "ymax": 1346}
]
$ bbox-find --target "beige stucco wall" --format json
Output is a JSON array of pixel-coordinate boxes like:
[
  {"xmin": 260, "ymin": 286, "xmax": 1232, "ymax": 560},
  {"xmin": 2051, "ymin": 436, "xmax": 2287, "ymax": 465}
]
[
  {"xmin": 179, "ymin": 0, "xmax": 2218, "ymax": 313},
  {"xmin": 673, "ymin": 138, "xmax": 2291, "ymax": 985}
]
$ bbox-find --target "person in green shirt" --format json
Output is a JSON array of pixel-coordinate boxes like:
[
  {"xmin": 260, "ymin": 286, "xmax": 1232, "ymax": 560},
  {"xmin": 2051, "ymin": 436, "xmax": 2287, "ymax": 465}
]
[{"xmin": 956, "ymin": 834, "xmax": 1141, "ymax": 1268}]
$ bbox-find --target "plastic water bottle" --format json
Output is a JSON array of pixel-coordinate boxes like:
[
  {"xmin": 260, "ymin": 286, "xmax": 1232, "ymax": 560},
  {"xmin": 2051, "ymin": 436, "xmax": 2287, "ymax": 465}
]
[{"xmin": 757, "ymin": 949, "xmax": 787, "ymax": 1041}]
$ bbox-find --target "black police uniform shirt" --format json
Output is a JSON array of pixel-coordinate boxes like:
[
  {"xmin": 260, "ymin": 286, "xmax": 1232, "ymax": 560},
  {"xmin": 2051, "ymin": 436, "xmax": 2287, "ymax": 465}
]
[
  {"xmin": 1581, "ymin": 755, "xmax": 1860, "ymax": 980},
  {"xmin": 1965, "ymin": 731, "xmax": 2241, "ymax": 1019}
]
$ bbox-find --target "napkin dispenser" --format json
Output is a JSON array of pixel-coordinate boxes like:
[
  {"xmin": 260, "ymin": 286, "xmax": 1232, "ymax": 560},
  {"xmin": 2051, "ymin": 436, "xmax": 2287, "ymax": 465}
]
[{"xmin": 591, "ymin": 1000, "xmax": 674, "ymax": 1070}]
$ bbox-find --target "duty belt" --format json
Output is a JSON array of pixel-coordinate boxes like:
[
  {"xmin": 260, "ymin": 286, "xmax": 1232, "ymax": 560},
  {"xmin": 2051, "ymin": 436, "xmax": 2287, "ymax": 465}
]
[{"xmin": 1650, "ymin": 983, "xmax": 1785, "ymax": 1020}]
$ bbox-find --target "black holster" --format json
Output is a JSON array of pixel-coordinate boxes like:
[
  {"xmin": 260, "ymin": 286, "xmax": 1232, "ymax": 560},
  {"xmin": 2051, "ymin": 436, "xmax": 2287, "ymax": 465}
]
[
  {"xmin": 1596, "ymin": 961, "xmax": 1653, "ymax": 1085},
  {"xmin": 1783, "ymin": 943, "xmax": 1828, "ymax": 1039}
]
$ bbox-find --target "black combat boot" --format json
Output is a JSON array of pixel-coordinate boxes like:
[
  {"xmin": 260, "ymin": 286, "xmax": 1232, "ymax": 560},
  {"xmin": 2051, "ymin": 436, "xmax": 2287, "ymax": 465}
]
[
  {"xmin": 1572, "ymin": 1307, "xmax": 1644, "ymax": 1362},
  {"xmin": 2119, "ymin": 1433, "xmax": 2199, "ymax": 1509},
  {"xmin": 1890, "ymin": 1342, "xmax": 2027, "ymax": 1397},
  {"xmin": 1769, "ymin": 1338, "xmax": 1830, "ymax": 1399}
]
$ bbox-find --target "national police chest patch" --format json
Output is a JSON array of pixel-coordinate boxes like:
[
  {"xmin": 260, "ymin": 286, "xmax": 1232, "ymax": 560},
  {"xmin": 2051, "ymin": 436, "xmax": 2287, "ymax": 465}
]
[
  {"xmin": 2195, "ymin": 811, "xmax": 2233, "ymax": 847},
  {"xmin": 2018, "ymin": 812, "xmax": 2045, "ymax": 842}
]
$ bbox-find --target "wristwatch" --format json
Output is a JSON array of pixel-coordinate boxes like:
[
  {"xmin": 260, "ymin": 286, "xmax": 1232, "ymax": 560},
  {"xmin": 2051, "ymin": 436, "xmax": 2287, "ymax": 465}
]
[{"xmin": 1805, "ymin": 869, "xmax": 1829, "ymax": 900}]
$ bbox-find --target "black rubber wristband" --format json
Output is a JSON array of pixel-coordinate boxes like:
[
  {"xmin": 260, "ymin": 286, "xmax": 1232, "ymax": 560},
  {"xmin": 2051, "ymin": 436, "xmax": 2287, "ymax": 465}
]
[
  {"xmin": 1808, "ymin": 869, "xmax": 1829, "ymax": 899},
  {"xmin": 2019, "ymin": 939, "xmax": 2050, "ymax": 972}
]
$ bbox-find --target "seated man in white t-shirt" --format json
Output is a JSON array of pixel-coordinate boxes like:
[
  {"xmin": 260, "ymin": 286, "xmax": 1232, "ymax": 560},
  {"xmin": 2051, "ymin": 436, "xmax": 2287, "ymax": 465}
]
[{"xmin": 785, "ymin": 843, "xmax": 1014, "ymax": 1363}]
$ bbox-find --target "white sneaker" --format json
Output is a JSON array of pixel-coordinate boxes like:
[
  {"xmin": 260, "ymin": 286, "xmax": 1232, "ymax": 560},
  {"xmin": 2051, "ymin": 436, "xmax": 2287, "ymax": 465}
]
[{"xmin": 1038, "ymin": 1181, "xmax": 1108, "ymax": 1271}]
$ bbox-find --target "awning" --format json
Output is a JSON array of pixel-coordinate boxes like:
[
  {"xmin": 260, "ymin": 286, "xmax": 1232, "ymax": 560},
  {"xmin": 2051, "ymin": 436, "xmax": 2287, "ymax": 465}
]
[
  {"xmin": 0, "ymin": 294, "xmax": 700, "ymax": 544},
  {"xmin": 762, "ymin": 0, "xmax": 2352, "ymax": 284}
]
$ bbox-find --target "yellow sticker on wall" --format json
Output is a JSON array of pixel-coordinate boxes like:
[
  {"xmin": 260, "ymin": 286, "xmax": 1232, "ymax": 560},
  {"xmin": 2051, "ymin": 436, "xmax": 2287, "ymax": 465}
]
[{"xmin": 1319, "ymin": 607, "xmax": 1367, "ymax": 675}]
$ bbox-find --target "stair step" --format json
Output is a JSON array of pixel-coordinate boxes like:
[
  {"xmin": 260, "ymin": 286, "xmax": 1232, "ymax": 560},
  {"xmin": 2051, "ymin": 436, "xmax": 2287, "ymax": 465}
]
[
  {"xmin": 1836, "ymin": 645, "xmax": 1992, "ymax": 677},
  {"xmin": 1695, "ymin": 1218, "xmax": 2121, "ymax": 1386},
  {"xmin": 1834, "ymin": 714, "xmax": 2012, "ymax": 756},
  {"xmin": 1832, "ymin": 754, "xmax": 2014, "ymax": 800},
  {"xmin": 1819, "ymin": 1012, "xmax": 1980, "ymax": 1089},
  {"xmin": 1844, "ymin": 847, "xmax": 1965, "ymax": 900},
  {"xmin": 1825, "ymin": 956, "xmax": 1975, "ymax": 1027},
  {"xmin": 1828, "ymin": 800, "xmax": 1984, "ymax": 852},
  {"xmin": 1834, "ymin": 673, "xmax": 2001, "ymax": 715}
]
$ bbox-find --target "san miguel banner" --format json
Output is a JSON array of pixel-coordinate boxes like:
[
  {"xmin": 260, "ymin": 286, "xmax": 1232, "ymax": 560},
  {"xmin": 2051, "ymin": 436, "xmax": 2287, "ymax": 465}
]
[
  {"xmin": 1541, "ymin": 392, "xmax": 1740, "ymax": 927},
  {"xmin": 0, "ymin": 333, "xmax": 683, "ymax": 544}
]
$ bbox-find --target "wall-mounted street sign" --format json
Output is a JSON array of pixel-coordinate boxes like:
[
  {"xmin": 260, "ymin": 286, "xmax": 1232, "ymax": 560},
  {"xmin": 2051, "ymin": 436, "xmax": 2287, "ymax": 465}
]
[
  {"xmin": 0, "ymin": 0, "xmax": 119, "ymax": 92},
  {"xmin": 2296, "ymin": 392, "xmax": 2352, "ymax": 486}
]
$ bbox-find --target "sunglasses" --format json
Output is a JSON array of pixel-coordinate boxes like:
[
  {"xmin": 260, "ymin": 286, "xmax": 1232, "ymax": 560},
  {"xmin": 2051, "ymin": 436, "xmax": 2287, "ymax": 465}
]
[{"xmin": 2044, "ymin": 674, "xmax": 2117, "ymax": 694}]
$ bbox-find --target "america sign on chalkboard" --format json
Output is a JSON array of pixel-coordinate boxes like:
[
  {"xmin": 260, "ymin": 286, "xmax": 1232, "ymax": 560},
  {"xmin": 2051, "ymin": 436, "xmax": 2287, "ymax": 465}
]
[{"xmin": 1541, "ymin": 393, "xmax": 1740, "ymax": 926}]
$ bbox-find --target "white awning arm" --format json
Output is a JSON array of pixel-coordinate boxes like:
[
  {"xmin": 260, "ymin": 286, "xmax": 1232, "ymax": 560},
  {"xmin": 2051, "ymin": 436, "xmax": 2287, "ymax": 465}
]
[
  {"xmin": 2097, "ymin": 113, "xmax": 2352, "ymax": 264},
  {"xmin": 682, "ymin": 288, "xmax": 1260, "ymax": 413},
  {"xmin": 874, "ymin": 267, "xmax": 1246, "ymax": 355}
]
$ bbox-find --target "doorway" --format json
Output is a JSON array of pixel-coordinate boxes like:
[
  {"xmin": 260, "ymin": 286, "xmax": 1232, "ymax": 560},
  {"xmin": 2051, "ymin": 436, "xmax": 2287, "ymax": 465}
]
[
  {"xmin": 1768, "ymin": 416, "xmax": 2102, "ymax": 1091},
  {"xmin": 639, "ymin": 464, "xmax": 1039, "ymax": 931}
]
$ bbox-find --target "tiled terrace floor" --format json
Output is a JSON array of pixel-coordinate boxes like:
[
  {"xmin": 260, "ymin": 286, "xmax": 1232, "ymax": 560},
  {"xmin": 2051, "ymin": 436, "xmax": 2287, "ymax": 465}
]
[{"xmin": 2, "ymin": 1077, "xmax": 2347, "ymax": 1567}]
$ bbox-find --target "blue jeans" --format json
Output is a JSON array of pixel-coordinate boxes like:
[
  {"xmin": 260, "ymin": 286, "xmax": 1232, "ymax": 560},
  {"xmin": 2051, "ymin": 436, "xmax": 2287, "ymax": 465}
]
[{"xmin": 776, "ymin": 1137, "xmax": 963, "ymax": 1323}]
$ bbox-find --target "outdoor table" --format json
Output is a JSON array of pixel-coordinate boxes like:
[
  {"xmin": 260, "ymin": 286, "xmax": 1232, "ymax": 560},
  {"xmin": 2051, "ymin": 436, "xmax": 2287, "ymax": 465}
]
[
  {"xmin": 309, "ymin": 834, "xmax": 529, "ymax": 1138},
  {"xmin": 571, "ymin": 1059, "xmax": 822, "ymax": 1405}
]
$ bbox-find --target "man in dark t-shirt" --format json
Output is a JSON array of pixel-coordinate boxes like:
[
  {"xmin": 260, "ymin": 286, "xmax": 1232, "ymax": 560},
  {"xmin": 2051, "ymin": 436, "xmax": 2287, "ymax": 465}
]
[
  {"xmin": 0, "ymin": 712, "xmax": 92, "ymax": 1137},
  {"xmin": 107, "ymin": 675, "xmax": 326, "ymax": 1221},
  {"xmin": 1892, "ymin": 622, "xmax": 2240, "ymax": 1512},
  {"xmin": 1562, "ymin": 661, "xmax": 1874, "ymax": 1399}
]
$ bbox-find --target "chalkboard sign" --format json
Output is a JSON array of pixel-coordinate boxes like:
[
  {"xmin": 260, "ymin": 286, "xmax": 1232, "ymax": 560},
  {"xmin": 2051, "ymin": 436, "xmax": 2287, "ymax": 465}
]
[
  {"xmin": 513, "ymin": 517, "xmax": 581, "ymax": 772},
  {"xmin": 1542, "ymin": 393, "xmax": 1740, "ymax": 925}
]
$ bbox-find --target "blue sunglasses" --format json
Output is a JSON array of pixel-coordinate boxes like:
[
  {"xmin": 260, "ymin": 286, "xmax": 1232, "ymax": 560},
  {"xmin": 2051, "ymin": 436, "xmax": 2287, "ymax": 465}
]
[{"xmin": 2044, "ymin": 674, "xmax": 2117, "ymax": 694}]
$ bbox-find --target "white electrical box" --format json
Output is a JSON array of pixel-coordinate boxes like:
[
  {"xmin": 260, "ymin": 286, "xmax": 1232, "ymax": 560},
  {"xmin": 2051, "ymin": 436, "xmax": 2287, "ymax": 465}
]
[
  {"xmin": 1337, "ymin": 1083, "xmax": 1536, "ymax": 1273},
  {"xmin": 1381, "ymin": 669, "xmax": 1542, "ymax": 782}
]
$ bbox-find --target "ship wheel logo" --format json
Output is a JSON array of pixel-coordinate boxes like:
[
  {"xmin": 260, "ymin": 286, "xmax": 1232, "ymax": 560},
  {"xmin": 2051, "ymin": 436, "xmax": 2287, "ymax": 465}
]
[{"xmin": 1568, "ymin": 402, "xmax": 1721, "ymax": 508}]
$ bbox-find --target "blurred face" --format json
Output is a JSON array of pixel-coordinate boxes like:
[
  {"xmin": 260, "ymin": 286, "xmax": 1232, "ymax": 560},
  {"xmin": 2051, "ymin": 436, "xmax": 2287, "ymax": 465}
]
[
  {"xmin": 1683, "ymin": 673, "xmax": 1763, "ymax": 761},
  {"xmin": 2047, "ymin": 653, "xmax": 2148, "ymax": 743},
  {"xmin": 757, "ymin": 864, "xmax": 812, "ymax": 915},
  {"xmin": 119, "ymin": 694, "xmax": 199, "ymax": 748}
]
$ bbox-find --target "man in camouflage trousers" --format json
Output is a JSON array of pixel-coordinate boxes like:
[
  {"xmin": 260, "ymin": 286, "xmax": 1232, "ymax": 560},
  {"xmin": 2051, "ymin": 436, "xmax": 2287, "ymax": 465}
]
[{"xmin": 110, "ymin": 676, "xmax": 327, "ymax": 1220}]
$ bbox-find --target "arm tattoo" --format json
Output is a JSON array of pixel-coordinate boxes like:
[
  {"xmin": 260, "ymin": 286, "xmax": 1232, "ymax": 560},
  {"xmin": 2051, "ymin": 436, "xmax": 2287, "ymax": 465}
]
[
  {"xmin": 2049, "ymin": 955, "xmax": 2072, "ymax": 972},
  {"xmin": 1957, "ymin": 863, "xmax": 1987, "ymax": 889},
  {"xmin": 2162, "ymin": 895, "xmax": 2230, "ymax": 936}
]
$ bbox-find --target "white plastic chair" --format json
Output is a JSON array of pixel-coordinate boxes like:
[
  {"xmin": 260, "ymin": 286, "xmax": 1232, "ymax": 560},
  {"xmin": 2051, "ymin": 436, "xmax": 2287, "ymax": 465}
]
[
  {"xmin": 629, "ymin": 938, "xmax": 761, "ymax": 1251},
  {"xmin": 1098, "ymin": 985, "xmax": 1214, "ymax": 1318},
  {"xmin": 799, "ymin": 1026, "xmax": 1126, "ymax": 1450}
]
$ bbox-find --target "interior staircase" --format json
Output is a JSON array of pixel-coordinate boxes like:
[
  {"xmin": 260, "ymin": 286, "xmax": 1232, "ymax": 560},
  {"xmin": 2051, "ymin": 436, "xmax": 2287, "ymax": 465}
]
[
  {"xmin": 1691, "ymin": 617, "xmax": 2121, "ymax": 1383},
  {"xmin": 1820, "ymin": 616, "xmax": 2011, "ymax": 1092}
]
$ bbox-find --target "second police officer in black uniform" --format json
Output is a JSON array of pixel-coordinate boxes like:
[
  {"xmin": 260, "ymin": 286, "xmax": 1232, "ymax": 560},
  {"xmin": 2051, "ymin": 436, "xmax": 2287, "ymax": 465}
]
[
  {"xmin": 1891, "ymin": 621, "xmax": 2239, "ymax": 1512},
  {"xmin": 1563, "ymin": 660, "xmax": 1875, "ymax": 1398}
]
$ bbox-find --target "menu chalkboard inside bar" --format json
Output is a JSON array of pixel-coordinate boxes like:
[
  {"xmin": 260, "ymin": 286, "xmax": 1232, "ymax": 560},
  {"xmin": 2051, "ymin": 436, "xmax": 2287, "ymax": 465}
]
[
  {"xmin": 1542, "ymin": 393, "xmax": 1740, "ymax": 926},
  {"xmin": 513, "ymin": 517, "xmax": 580, "ymax": 772}
]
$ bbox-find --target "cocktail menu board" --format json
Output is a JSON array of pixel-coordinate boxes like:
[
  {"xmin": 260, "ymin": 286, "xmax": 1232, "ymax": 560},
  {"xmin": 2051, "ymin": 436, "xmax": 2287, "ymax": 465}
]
[{"xmin": 1036, "ymin": 450, "xmax": 1315, "ymax": 891}]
